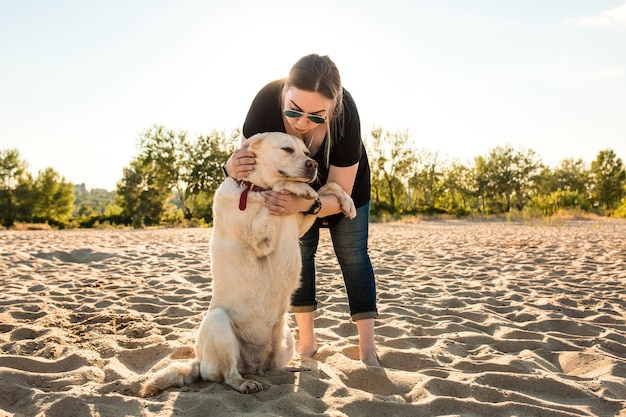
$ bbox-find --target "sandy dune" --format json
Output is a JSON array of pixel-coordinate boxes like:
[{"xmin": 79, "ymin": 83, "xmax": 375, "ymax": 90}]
[{"xmin": 1, "ymin": 220, "xmax": 625, "ymax": 416}]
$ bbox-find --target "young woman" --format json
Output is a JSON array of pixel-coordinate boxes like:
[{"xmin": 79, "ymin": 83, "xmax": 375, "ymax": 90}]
[{"xmin": 222, "ymin": 54, "xmax": 379, "ymax": 366}]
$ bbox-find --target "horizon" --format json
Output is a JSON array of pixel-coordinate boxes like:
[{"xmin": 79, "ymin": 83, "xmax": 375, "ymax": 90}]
[{"xmin": 2, "ymin": 1, "xmax": 625, "ymax": 190}]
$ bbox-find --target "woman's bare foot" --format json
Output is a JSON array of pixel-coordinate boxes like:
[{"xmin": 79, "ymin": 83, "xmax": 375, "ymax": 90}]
[
  {"xmin": 357, "ymin": 318, "xmax": 380, "ymax": 366},
  {"xmin": 360, "ymin": 350, "xmax": 380, "ymax": 367},
  {"xmin": 296, "ymin": 341, "xmax": 318, "ymax": 358},
  {"xmin": 294, "ymin": 312, "xmax": 317, "ymax": 357}
]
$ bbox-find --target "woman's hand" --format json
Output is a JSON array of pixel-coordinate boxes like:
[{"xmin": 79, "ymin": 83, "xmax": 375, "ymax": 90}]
[
  {"xmin": 263, "ymin": 190, "xmax": 314, "ymax": 216},
  {"xmin": 225, "ymin": 148, "xmax": 256, "ymax": 179}
]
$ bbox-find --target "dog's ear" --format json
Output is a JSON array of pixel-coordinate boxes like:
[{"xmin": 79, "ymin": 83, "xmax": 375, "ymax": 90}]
[{"xmin": 242, "ymin": 133, "xmax": 267, "ymax": 151}]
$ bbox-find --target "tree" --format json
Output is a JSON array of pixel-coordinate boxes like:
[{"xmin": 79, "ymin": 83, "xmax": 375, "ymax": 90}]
[
  {"xmin": 474, "ymin": 145, "xmax": 542, "ymax": 212},
  {"xmin": 553, "ymin": 158, "xmax": 591, "ymax": 195},
  {"xmin": 614, "ymin": 185, "xmax": 626, "ymax": 218},
  {"xmin": 138, "ymin": 125, "xmax": 190, "ymax": 218},
  {"xmin": 115, "ymin": 125, "xmax": 189, "ymax": 227},
  {"xmin": 184, "ymin": 129, "xmax": 238, "ymax": 220},
  {"xmin": 442, "ymin": 161, "xmax": 476, "ymax": 214},
  {"xmin": 0, "ymin": 149, "xmax": 28, "ymax": 227},
  {"xmin": 1, "ymin": 152, "xmax": 73, "ymax": 226},
  {"xmin": 12, "ymin": 173, "xmax": 35, "ymax": 223},
  {"xmin": 73, "ymin": 186, "xmax": 116, "ymax": 218},
  {"xmin": 31, "ymin": 168, "xmax": 75, "ymax": 223},
  {"xmin": 115, "ymin": 156, "xmax": 170, "ymax": 228},
  {"xmin": 590, "ymin": 149, "xmax": 626, "ymax": 210},
  {"xmin": 366, "ymin": 128, "xmax": 417, "ymax": 212},
  {"xmin": 510, "ymin": 148, "xmax": 543, "ymax": 210},
  {"xmin": 409, "ymin": 149, "xmax": 444, "ymax": 210},
  {"xmin": 115, "ymin": 126, "xmax": 239, "ymax": 226}
]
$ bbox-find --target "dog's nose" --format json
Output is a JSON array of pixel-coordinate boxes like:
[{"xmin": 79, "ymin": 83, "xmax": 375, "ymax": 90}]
[{"xmin": 306, "ymin": 159, "xmax": 318, "ymax": 169}]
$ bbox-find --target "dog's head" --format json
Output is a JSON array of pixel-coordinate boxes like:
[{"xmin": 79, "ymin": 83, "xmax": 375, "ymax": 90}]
[{"xmin": 243, "ymin": 132, "xmax": 318, "ymax": 189}]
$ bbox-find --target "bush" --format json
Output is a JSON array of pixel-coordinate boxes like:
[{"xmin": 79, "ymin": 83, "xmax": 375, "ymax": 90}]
[
  {"xmin": 76, "ymin": 214, "xmax": 130, "ymax": 228},
  {"xmin": 612, "ymin": 199, "xmax": 626, "ymax": 219},
  {"xmin": 529, "ymin": 190, "xmax": 591, "ymax": 216}
]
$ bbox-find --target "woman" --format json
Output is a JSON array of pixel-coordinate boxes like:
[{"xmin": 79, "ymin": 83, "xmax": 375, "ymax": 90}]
[{"xmin": 222, "ymin": 54, "xmax": 379, "ymax": 366}]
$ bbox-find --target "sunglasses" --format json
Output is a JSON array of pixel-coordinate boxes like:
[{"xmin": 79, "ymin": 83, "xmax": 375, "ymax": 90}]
[{"xmin": 283, "ymin": 109, "xmax": 326, "ymax": 124}]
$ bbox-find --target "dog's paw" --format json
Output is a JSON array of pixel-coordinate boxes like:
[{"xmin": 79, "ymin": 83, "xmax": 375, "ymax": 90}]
[
  {"xmin": 318, "ymin": 182, "xmax": 356, "ymax": 219},
  {"xmin": 237, "ymin": 379, "xmax": 264, "ymax": 394},
  {"xmin": 301, "ymin": 188, "xmax": 318, "ymax": 200},
  {"xmin": 339, "ymin": 197, "xmax": 357, "ymax": 219}
]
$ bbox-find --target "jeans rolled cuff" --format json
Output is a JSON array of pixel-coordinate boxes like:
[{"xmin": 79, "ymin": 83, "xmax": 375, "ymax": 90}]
[
  {"xmin": 351, "ymin": 311, "xmax": 378, "ymax": 322},
  {"xmin": 291, "ymin": 304, "xmax": 318, "ymax": 313}
]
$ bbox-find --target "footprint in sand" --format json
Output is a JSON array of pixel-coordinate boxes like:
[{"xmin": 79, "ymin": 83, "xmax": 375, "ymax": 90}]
[{"xmin": 33, "ymin": 249, "xmax": 114, "ymax": 263}]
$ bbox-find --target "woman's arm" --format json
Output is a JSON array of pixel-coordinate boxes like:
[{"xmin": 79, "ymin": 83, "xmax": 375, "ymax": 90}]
[{"xmin": 315, "ymin": 163, "xmax": 358, "ymax": 217}]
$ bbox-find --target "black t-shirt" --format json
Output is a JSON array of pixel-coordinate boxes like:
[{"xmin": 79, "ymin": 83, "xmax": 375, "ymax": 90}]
[{"xmin": 242, "ymin": 79, "xmax": 371, "ymax": 214}]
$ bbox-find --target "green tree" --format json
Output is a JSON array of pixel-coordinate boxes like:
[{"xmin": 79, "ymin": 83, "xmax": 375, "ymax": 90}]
[
  {"xmin": 12, "ymin": 173, "xmax": 36, "ymax": 223},
  {"xmin": 0, "ymin": 149, "xmax": 28, "ymax": 227},
  {"xmin": 116, "ymin": 156, "xmax": 170, "ymax": 228},
  {"xmin": 511, "ymin": 148, "xmax": 543, "ymax": 210},
  {"xmin": 613, "ymin": 185, "xmax": 626, "ymax": 218},
  {"xmin": 366, "ymin": 128, "xmax": 416, "ymax": 212},
  {"xmin": 31, "ymin": 168, "xmax": 75, "ymax": 223},
  {"xmin": 553, "ymin": 158, "xmax": 591, "ymax": 195},
  {"xmin": 115, "ymin": 126, "xmax": 238, "ymax": 226},
  {"xmin": 441, "ymin": 161, "xmax": 476, "ymax": 214},
  {"xmin": 73, "ymin": 185, "xmax": 116, "ymax": 218},
  {"xmin": 409, "ymin": 149, "xmax": 444, "ymax": 210},
  {"xmin": 489, "ymin": 145, "xmax": 517, "ymax": 211},
  {"xmin": 184, "ymin": 129, "xmax": 238, "ymax": 221},
  {"xmin": 473, "ymin": 154, "xmax": 499, "ymax": 212},
  {"xmin": 115, "ymin": 125, "xmax": 189, "ymax": 227},
  {"xmin": 474, "ymin": 145, "xmax": 542, "ymax": 212},
  {"xmin": 590, "ymin": 149, "xmax": 626, "ymax": 210},
  {"xmin": 138, "ymin": 125, "xmax": 190, "ymax": 217},
  {"xmin": 533, "ymin": 158, "xmax": 592, "ymax": 214}
]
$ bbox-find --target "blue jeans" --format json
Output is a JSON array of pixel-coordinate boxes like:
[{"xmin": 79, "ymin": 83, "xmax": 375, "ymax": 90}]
[{"xmin": 291, "ymin": 203, "xmax": 378, "ymax": 321}]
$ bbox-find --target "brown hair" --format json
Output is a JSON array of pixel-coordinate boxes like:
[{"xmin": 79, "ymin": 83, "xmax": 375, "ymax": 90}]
[{"xmin": 285, "ymin": 54, "xmax": 344, "ymax": 166}]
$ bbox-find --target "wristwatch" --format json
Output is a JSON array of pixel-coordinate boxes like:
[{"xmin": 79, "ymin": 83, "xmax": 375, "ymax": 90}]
[{"xmin": 302, "ymin": 197, "xmax": 322, "ymax": 215}]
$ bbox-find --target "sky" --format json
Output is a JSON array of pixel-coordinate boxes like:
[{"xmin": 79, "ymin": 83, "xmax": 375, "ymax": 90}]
[{"xmin": 1, "ymin": 1, "xmax": 625, "ymax": 190}]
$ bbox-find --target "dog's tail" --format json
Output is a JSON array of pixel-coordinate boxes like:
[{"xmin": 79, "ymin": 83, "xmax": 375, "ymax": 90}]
[{"xmin": 139, "ymin": 359, "xmax": 201, "ymax": 397}]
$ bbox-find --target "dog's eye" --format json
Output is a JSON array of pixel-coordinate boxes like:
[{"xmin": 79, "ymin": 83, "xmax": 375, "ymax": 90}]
[{"xmin": 282, "ymin": 147, "xmax": 295, "ymax": 154}]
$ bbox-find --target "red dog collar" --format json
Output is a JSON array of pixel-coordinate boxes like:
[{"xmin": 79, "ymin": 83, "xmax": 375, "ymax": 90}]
[{"xmin": 238, "ymin": 180, "xmax": 266, "ymax": 211}]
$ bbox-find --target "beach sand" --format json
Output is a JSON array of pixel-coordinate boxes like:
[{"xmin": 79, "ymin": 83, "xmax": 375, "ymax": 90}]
[{"xmin": 1, "ymin": 220, "xmax": 625, "ymax": 417}]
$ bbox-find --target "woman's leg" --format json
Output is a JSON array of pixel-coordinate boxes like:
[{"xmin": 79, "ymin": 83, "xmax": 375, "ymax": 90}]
[
  {"xmin": 356, "ymin": 318, "xmax": 379, "ymax": 366},
  {"xmin": 330, "ymin": 203, "xmax": 380, "ymax": 365},
  {"xmin": 291, "ymin": 226, "xmax": 320, "ymax": 357},
  {"xmin": 294, "ymin": 311, "xmax": 317, "ymax": 357}
]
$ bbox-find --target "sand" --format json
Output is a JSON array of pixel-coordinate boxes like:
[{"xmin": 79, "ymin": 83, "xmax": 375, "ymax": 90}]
[{"xmin": 1, "ymin": 220, "xmax": 625, "ymax": 417}]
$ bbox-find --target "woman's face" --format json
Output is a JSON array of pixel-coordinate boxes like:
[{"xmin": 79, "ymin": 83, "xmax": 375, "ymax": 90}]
[{"xmin": 283, "ymin": 87, "xmax": 332, "ymax": 135}]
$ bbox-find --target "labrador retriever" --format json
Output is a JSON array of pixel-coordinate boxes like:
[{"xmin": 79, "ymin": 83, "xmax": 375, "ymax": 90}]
[{"xmin": 140, "ymin": 132, "xmax": 356, "ymax": 396}]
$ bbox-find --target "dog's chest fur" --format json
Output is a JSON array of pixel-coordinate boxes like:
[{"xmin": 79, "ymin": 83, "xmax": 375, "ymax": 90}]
[{"xmin": 209, "ymin": 178, "xmax": 303, "ymax": 310}]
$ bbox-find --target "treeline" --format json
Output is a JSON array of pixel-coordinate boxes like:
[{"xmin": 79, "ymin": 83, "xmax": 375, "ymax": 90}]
[
  {"xmin": 1, "ymin": 125, "xmax": 625, "ymax": 229},
  {"xmin": 367, "ymin": 128, "xmax": 626, "ymax": 220},
  {"xmin": 1, "ymin": 126, "xmax": 238, "ymax": 228}
]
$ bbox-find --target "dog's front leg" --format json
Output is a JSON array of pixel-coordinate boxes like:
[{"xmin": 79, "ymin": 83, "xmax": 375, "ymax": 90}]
[
  {"xmin": 224, "ymin": 368, "xmax": 264, "ymax": 394},
  {"xmin": 318, "ymin": 182, "xmax": 357, "ymax": 219},
  {"xmin": 197, "ymin": 309, "xmax": 264, "ymax": 394},
  {"xmin": 273, "ymin": 181, "xmax": 317, "ymax": 200},
  {"xmin": 250, "ymin": 209, "xmax": 277, "ymax": 257}
]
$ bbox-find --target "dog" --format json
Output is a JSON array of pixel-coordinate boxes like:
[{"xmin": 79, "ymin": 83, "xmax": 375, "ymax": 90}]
[{"xmin": 139, "ymin": 132, "xmax": 356, "ymax": 396}]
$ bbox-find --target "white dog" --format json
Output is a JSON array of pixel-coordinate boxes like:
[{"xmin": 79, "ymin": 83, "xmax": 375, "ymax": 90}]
[{"xmin": 140, "ymin": 132, "xmax": 356, "ymax": 396}]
